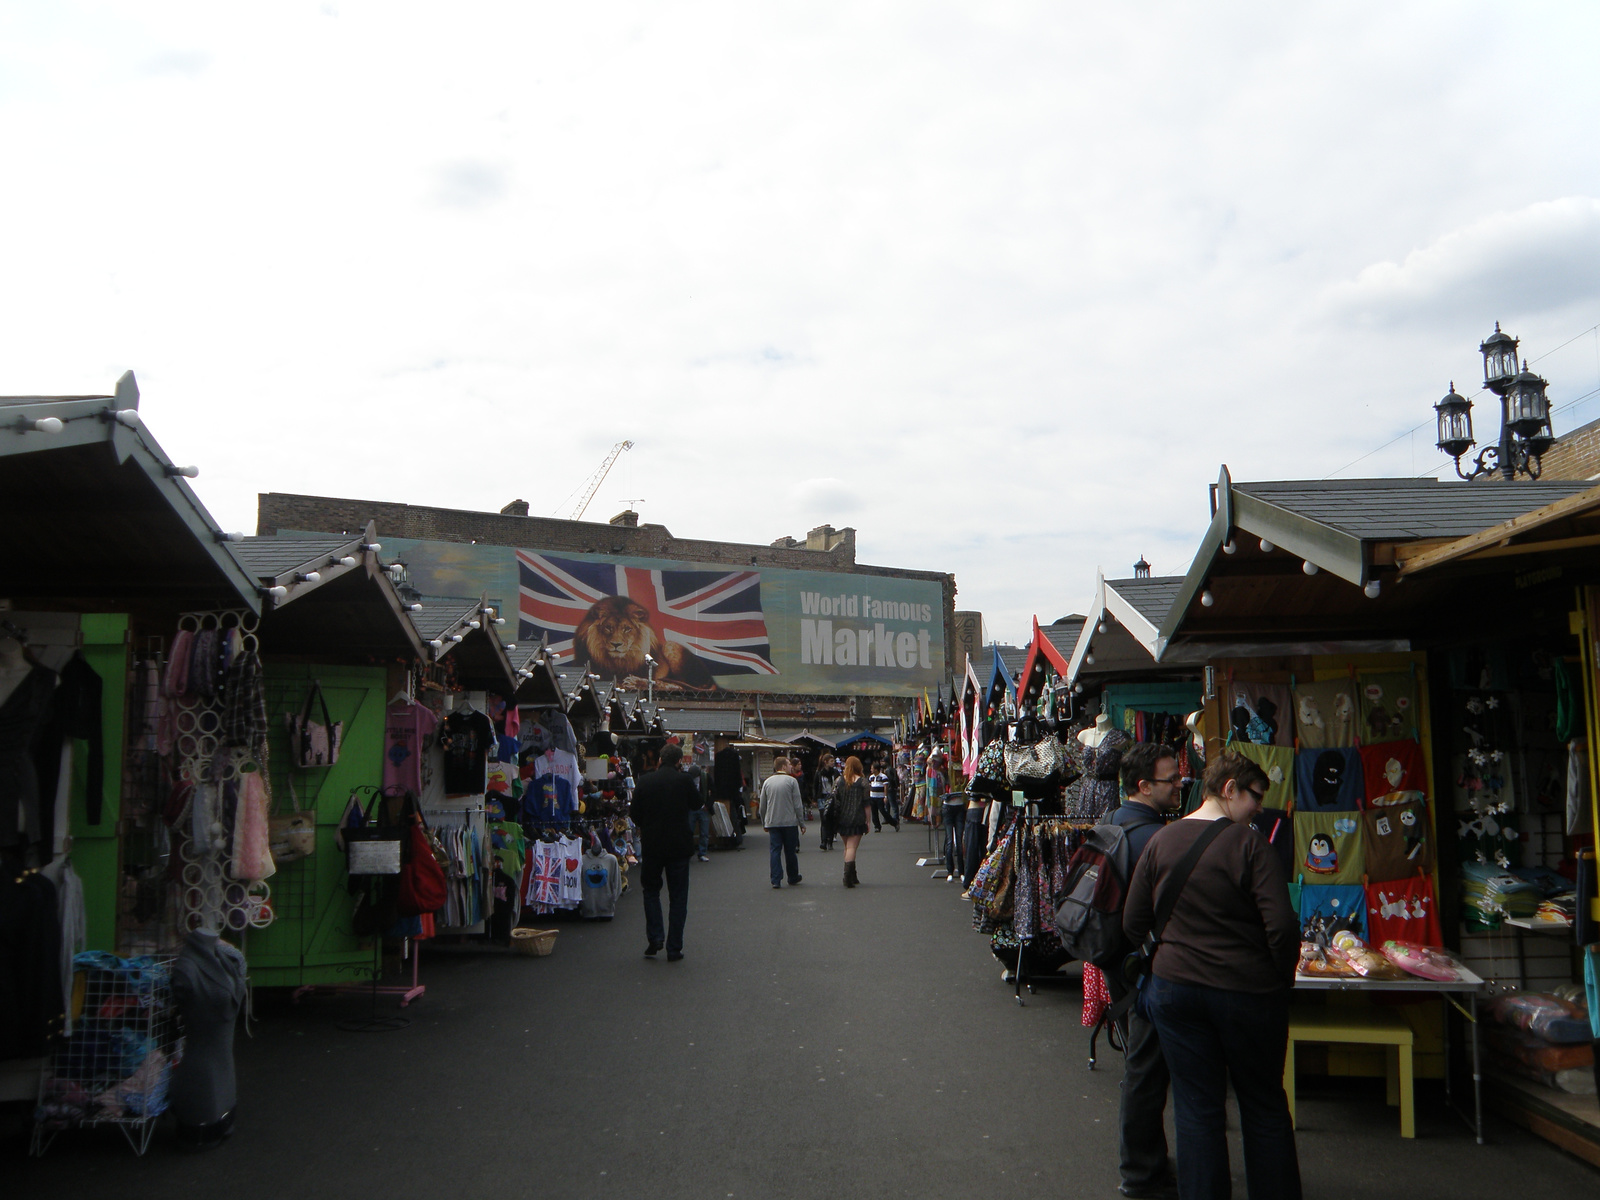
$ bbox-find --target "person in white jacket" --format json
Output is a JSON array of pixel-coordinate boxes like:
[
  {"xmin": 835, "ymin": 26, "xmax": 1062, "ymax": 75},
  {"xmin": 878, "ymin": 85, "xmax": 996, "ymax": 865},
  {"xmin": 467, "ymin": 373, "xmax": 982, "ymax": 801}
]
[{"xmin": 760, "ymin": 757, "xmax": 807, "ymax": 889}]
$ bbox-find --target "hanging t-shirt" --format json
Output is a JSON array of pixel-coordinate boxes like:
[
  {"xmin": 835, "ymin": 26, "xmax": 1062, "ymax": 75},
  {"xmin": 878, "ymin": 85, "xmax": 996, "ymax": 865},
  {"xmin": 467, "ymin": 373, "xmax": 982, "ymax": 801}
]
[
  {"xmin": 1363, "ymin": 801, "xmax": 1434, "ymax": 881},
  {"xmin": 558, "ymin": 835, "xmax": 584, "ymax": 907},
  {"xmin": 1360, "ymin": 740, "xmax": 1429, "ymax": 804},
  {"xmin": 524, "ymin": 749, "xmax": 582, "ymax": 823},
  {"xmin": 1227, "ymin": 682, "xmax": 1293, "ymax": 747},
  {"xmin": 495, "ymin": 734, "xmax": 520, "ymax": 763},
  {"xmin": 1294, "ymin": 810, "xmax": 1366, "ymax": 885},
  {"xmin": 1365, "ymin": 875, "xmax": 1442, "ymax": 947},
  {"xmin": 1358, "ymin": 673, "xmax": 1418, "ymax": 744},
  {"xmin": 580, "ymin": 849, "xmax": 620, "ymax": 919},
  {"xmin": 383, "ymin": 701, "xmax": 439, "ymax": 796},
  {"xmin": 440, "ymin": 709, "xmax": 494, "ymax": 795},
  {"xmin": 1292, "ymin": 680, "xmax": 1360, "ymax": 748},
  {"xmin": 1294, "ymin": 747, "xmax": 1363, "ymax": 812},
  {"xmin": 1299, "ymin": 883, "xmax": 1369, "ymax": 943},
  {"xmin": 1235, "ymin": 743, "xmax": 1294, "ymax": 809}
]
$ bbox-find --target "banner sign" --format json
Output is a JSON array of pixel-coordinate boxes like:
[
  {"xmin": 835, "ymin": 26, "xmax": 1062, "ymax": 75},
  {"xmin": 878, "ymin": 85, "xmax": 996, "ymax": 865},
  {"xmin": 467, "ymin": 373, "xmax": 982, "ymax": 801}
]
[{"xmin": 371, "ymin": 537, "xmax": 945, "ymax": 696}]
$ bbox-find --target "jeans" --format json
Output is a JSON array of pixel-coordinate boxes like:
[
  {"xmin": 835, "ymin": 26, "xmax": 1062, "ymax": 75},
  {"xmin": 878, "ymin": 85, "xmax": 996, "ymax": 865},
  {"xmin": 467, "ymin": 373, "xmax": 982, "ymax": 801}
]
[
  {"xmin": 688, "ymin": 808, "xmax": 711, "ymax": 855},
  {"xmin": 963, "ymin": 805, "xmax": 988, "ymax": 884},
  {"xmin": 1109, "ymin": 979, "xmax": 1171, "ymax": 1188},
  {"xmin": 1144, "ymin": 976, "xmax": 1301, "ymax": 1200},
  {"xmin": 641, "ymin": 856, "xmax": 691, "ymax": 955},
  {"xmin": 768, "ymin": 826, "xmax": 801, "ymax": 884},
  {"xmin": 870, "ymin": 794, "xmax": 887, "ymax": 831},
  {"xmin": 942, "ymin": 801, "xmax": 967, "ymax": 875}
]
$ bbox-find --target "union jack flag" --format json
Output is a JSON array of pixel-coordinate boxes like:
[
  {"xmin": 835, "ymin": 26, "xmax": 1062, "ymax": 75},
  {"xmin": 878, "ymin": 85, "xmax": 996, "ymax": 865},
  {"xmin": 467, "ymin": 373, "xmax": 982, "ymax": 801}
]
[{"xmin": 516, "ymin": 551, "xmax": 778, "ymax": 678}]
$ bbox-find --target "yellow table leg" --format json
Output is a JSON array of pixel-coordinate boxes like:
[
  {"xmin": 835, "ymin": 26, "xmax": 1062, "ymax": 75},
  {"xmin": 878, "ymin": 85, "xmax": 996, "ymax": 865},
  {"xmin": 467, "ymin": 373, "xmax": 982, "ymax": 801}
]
[
  {"xmin": 1284, "ymin": 1038, "xmax": 1297, "ymax": 1128},
  {"xmin": 1398, "ymin": 1041, "xmax": 1415, "ymax": 1139}
]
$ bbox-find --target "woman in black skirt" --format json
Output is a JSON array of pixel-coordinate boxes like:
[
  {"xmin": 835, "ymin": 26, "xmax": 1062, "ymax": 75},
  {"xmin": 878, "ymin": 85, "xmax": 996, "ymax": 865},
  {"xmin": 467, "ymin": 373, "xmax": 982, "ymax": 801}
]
[{"xmin": 833, "ymin": 756, "xmax": 871, "ymax": 887}]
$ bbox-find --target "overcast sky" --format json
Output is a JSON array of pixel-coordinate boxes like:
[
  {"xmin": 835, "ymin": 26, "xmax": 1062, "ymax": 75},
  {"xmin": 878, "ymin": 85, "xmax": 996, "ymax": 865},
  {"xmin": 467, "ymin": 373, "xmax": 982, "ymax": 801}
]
[{"xmin": 7, "ymin": 3, "xmax": 1600, "ymax": 644}]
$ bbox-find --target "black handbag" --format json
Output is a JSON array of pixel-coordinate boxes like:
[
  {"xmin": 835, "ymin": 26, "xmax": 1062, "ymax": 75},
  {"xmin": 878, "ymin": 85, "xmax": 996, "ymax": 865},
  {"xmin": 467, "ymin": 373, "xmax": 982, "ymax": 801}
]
[{"xmin": 344, "ymin": 790, "xmax": 404, "ymax": 877}]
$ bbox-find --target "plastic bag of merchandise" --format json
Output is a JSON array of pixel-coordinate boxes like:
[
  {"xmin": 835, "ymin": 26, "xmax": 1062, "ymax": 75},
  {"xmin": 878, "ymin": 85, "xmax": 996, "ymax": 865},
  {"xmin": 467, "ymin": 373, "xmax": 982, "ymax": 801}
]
[
  {"xmin": 1490, "ymin": 992, "xmax": 1593, "ymax": 1044},
  {"xmin": 1380, "ymin": 939, "xmax": 1470, "ymax": 982}
]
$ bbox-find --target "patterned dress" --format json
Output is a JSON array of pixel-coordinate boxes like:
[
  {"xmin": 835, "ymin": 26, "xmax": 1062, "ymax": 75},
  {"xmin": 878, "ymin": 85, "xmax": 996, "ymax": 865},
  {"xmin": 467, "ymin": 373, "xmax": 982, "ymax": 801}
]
[{"xmin": 1072, "ymin": 729, "xmax": 1131, "ymax": 821}]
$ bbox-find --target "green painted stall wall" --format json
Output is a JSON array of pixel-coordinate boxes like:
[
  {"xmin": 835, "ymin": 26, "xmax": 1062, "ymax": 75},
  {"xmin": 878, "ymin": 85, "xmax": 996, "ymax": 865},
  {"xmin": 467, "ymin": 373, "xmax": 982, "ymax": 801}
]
[
  {"xmin": 244, "ymin": 663, "xmax": 387, "ymax": 987},
  {"xmin": 1102, "ymin": 682, "xmax": 1203, "ymax": 732},
  {"xmin": 71, "ymin": 614, "xmax": 128, "ymax": 952}
]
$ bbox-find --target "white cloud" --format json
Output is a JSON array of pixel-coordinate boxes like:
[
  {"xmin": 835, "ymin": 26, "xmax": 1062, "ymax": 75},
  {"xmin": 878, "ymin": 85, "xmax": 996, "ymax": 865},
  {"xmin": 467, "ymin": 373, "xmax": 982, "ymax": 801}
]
[
  {"xmin": 5, "ymin": 3, "xmax": 1600, "ymax": 643},
  {"xmin": 1325, "ymin": 198, "xmax": 1600, "ymax": 329}
]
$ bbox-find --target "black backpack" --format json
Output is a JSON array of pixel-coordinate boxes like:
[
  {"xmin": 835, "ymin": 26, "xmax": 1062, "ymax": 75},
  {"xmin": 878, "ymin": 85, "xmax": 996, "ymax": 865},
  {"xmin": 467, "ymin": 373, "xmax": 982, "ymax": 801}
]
[{"xmin": 1053, "ymin": 815, "xmax": 1161, "ymax": 968}]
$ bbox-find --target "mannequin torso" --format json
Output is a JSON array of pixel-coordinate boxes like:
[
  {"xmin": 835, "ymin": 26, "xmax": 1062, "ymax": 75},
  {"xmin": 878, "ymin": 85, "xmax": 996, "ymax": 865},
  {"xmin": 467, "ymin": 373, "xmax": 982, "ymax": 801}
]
[{"xmin": 1077, "ymin": 713, "xmax": 1113, "ymax": 749}]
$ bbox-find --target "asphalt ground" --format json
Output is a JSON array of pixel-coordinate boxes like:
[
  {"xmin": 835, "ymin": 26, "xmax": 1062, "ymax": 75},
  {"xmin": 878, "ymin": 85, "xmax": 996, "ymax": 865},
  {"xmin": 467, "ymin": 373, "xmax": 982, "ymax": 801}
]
[{"xmin": 5, "ymin": 822, "xmax": 1597, "ymax": 1198}]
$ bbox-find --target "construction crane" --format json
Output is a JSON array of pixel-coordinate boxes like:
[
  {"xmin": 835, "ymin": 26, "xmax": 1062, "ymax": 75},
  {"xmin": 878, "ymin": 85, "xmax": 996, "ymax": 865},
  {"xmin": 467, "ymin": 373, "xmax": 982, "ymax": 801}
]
[{"xmin": 559, "ymin": 439, "xmax": 634, "ymax": 520}]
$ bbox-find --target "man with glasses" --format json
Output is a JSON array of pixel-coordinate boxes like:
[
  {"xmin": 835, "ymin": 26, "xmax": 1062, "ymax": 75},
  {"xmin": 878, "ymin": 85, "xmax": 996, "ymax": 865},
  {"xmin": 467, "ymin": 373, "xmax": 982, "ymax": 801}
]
[{"xmin": 1109, "ymin": 742, "xmax": 1184, "ymax": 1198}]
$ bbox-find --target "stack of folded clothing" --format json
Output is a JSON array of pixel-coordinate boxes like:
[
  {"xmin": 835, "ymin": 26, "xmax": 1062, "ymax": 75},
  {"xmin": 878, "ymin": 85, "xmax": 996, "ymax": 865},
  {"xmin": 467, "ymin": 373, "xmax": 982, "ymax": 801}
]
[
  {"xmin": 1486, "ymin": 992, "xmax": 1595, "ymax": 1095},
  {"xmin": 1460, "ymin": 862, "xmax": 1540, "ymax": 928}
]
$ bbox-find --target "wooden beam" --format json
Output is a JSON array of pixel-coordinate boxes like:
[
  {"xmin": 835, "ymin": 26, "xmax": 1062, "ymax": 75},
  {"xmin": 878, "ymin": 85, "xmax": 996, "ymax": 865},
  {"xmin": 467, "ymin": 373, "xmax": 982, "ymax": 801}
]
[
  {"xmin": 1394, "ymin": 479, "xmax": 1600, "ymax": 577},
  {"xmin": 1458, "ymin": 532, "xmax": 1600, "ymax": 562}
]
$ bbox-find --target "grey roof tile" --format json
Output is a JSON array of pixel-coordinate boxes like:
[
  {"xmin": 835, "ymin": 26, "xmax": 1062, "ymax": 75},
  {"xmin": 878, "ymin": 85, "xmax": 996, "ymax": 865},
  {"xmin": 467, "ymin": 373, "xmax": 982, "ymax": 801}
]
[
  {"xmin": 1105, "ymin": 576, "xmax": 1185, "ymax": 628},
  {"xmin": 231, "ymin": 535, "xmax": 358, "ymax": 579},
  {"xmin": 1234, "ymin": 478, "xmax": 1591, "ymax": 541}
]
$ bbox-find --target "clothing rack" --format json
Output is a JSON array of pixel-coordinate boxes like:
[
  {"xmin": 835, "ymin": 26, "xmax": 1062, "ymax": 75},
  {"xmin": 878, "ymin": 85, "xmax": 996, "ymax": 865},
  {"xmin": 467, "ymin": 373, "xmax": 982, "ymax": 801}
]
[{"xmin": 1007, "ymin": 811, "xmax": 1093, "ymax": 1005}]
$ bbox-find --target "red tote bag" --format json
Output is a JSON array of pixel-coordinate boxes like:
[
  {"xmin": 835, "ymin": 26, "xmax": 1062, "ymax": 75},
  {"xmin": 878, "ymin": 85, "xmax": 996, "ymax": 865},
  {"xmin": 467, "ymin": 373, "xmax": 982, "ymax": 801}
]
[
  {"xmin": 1365, "ymin": 875, "xmax": 1443, "ymax": 947},
  {"xmin": 397, "ymin": 821, "xmax": 448, "ymax": 916}
]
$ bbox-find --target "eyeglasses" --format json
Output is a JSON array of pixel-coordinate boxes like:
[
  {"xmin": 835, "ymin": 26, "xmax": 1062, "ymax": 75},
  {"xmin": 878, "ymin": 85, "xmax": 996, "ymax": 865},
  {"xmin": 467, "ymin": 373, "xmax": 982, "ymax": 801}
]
[
  {"xmin": 1151, "ymin": 774, "xmax": 1182, "ymax": 786},
  {"xmin": 1245, "ymin": 786, "xmax": 1267, "ymax": 803}
]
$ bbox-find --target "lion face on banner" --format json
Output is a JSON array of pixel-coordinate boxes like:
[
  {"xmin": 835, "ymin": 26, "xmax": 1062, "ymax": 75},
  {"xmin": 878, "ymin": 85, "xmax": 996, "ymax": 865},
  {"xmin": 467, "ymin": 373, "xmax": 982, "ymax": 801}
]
[{"xmin": 574, "ymin": 596, "xmax": 703, "ymax": 687}]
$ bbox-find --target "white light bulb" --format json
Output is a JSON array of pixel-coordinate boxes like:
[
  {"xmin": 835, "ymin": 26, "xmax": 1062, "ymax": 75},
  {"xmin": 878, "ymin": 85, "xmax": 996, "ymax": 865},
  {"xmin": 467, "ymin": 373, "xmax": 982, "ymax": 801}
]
[
  {"xmin": 1259, "ymin": 539, "xmax": 1274, "ymax": 553},
  {"xmin": 1073, "ymin": 684, "xmax": 1083, "ymax": 694},
  {"xmin": 1200, "ymin": 589, "xmax": 1215, "ymax": 607},
  {"xmin": 505, "ymin": 644, "xmax": 517, "ymax": 650},
  {"xmin": 450, "ymin": 633, "xmax": 464, "ymax": 642},
  {"xmin": 468, "ymin": 620, "xmax": 481, "ymax": 630},
  {"xmin": 266, "ymin": 585, "xmax": 288, "ymax": 600},
  {"xmin": 298, "ymin": 571, "xmax": 321, "ymax": 583},
  {"xmin": 429, "ymin": 638, "xmax": 443, "ymax": 649},
  {"xmin": 1097, "ymin": 622, "xmax": 1107, "ymax": 634},
  {"xmin": 29, "ymin": 416, "xmax": 65, "ymax": 434},
  {"xmin": 1222, "ymin": 539, "xmax": 1237, "ymax": 555},
  {"xmin": 338, "ymin": 556, "xmax": 357, "ymax": 567},
  {"xmin": 1302, "ymin": 561, "xmax": 1318, "ymax": 575},
  {"xmin": 361, "ymin": 542, "xmax": 381, "ymax": 552},
  {"xmin": 408, "ymin": 603, "xmax": 423, "ymax": 612},
  {"xmin": 1364, "ymin": 580, "xmax": 1381, "ymax": 599},
  {"xmin": 495, "ymin": 617, "xmax": 506, "ymax": 626},
  {"xmin": 1085, "ymin": 653, "xmax": 1095, "ymax": 665},
  {"xmin": 112, "ymin": 409, "xmax": 140, "ymax": 428}
]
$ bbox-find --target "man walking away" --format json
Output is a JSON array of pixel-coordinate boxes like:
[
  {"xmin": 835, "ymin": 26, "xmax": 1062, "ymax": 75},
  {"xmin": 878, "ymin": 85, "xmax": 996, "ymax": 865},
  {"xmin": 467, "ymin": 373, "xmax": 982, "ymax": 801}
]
[
  {"xmin": 760, "ymin": 756, "xmax": 806, "ymax": 888},
  {"xmin": 630, "ymin": 742, "xmax": 698, "ymax": 962},
  {"xmin": 676, "ymin": 739, "xmax": 712, "ymax": 861},
  {"xmin": 869, "ymin": 760, "xmax": 897, "ymax": 831},
  {"xmin": 1109, "ymin": 742, "xmax": 1184, "ymax": 1198}
]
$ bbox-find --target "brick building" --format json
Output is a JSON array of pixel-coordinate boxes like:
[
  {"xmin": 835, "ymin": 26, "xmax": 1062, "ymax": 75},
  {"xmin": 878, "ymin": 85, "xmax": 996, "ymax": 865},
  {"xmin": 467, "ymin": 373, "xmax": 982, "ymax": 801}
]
[
  {"xmin": 1534, "ymin": 413, "xmax": 1600, "ymax": 481},
  {"xmin": 258, "ymin": 492, "xmax": 958, "ymax": 738}
]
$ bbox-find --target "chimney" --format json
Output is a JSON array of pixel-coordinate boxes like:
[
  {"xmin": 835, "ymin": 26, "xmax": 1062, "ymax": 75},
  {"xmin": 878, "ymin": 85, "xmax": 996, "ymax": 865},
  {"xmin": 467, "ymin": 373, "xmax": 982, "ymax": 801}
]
[
  {"xmin": 500, "ymin": 499, "xmax": 530, "ymax": 516},
  {"xmin": 609, "ymin": 509, "xmax": 640, "ymax": 528},
  {"xmin": 805, "ymin": 524, "xmax": 837, "ymax": 551},
  {"xmin": 770, "ymin": 535, "xmax": 799, "ymax": 548}
]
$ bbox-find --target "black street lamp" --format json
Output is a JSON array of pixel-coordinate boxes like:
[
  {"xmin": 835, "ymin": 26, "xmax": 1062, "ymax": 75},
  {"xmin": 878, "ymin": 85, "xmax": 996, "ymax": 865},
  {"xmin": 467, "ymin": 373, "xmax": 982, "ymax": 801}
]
[{"xmin": 1434, "ymin": 323, "xmax": 1555, "ymax": 480}]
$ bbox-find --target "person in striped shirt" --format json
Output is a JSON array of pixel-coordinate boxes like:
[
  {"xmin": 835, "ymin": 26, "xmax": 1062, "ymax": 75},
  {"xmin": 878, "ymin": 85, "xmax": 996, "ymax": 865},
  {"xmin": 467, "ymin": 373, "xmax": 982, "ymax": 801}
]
[{"xmin": 868, "ymin": 761, "xmax": 898, "ymax": 832}]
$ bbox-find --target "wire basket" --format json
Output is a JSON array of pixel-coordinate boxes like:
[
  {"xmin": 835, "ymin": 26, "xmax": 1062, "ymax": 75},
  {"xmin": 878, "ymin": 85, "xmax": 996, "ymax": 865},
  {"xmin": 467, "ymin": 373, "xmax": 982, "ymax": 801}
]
[
  {"xmin": 510, "ymin": 928, "xmax": 558, "ymax": 957},
  {"xmin": 32, "ymin": 954, "xmax": 184, "ymax": 1157}
]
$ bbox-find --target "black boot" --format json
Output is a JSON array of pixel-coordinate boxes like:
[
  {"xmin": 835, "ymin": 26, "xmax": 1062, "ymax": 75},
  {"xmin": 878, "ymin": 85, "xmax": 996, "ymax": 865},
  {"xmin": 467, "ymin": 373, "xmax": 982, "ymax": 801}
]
[{"xmin": 844, "ymin": 861, "xmax": 858, "ymax": 888}]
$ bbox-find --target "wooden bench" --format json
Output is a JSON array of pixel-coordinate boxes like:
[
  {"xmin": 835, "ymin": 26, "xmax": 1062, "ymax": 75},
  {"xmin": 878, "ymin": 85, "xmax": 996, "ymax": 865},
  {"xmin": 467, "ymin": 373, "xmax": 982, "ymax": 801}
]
[{"xmin": 1284, "ymin": 1007, "xmax": 1415, "ymax": 1138}]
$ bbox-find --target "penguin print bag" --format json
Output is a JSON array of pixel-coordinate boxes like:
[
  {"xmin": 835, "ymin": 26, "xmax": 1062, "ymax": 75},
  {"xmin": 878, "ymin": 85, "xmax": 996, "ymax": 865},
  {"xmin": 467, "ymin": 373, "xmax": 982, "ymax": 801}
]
[{"xmin": 1293, "ymin": 810, "xmax": 1366, "ymax": 886}]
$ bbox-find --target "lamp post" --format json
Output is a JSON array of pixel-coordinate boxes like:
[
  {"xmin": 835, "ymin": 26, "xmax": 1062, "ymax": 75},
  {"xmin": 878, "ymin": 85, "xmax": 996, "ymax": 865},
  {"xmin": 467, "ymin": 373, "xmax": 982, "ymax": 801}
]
[
  {"xmin": 1434, "ymin": 323, "xmax": 1556, "ymax": 480},
  {"xmin": 643, "ymin": 653, "xmax": 656, "ymax": 708}
]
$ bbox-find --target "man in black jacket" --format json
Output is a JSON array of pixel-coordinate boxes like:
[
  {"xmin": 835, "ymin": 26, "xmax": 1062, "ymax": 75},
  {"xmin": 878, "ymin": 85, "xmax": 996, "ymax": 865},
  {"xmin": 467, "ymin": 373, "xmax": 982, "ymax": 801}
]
[
  {"xmin": 630, "ymin": 742, "xmax": 697, "ymax": 961},
  {"xmin": 1109, "ymin": 742, "xmax": 1183, "ymax": 1198}
]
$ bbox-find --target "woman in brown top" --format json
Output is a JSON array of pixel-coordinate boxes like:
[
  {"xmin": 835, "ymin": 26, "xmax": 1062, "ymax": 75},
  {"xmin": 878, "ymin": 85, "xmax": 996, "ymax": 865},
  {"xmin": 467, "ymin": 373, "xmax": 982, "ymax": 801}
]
[
  {"xmin": 1123, "ymin": 751, "xmax": 1300, "ymax": 1200},
  {"xmin": 832, "ymin": 756, "xmax": 870, "ymax": 887}
]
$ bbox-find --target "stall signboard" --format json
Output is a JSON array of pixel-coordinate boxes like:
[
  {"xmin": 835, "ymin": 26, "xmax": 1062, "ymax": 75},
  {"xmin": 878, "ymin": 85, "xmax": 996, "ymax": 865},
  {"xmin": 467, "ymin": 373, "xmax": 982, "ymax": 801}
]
[{"xmin": 374, "ymin": 537, "xmax": 946, "ymax": 696}]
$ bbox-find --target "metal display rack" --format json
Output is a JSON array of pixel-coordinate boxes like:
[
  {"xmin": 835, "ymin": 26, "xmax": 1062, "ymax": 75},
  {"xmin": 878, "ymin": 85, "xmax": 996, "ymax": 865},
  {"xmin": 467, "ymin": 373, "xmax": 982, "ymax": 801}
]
[{"xmin": 31, "ymin": 957, "xmax": 184, "ymax": 1157}]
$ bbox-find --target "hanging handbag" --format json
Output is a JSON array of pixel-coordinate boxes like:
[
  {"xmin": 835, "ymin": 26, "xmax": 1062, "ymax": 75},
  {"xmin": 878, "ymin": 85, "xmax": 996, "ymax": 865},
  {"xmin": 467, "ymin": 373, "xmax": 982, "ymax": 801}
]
[
  {"xmin": 268, "ymin": 775, "xmax": 318, "ymax": 863},
  {"xmin": 397, "ymin": 804, "xmax": 448, "ymax": 916},
  {"xmin": 1004, "ymin": 735, "xmax": 1068, "ymax": 783},
  {"xmin": 286, "ymin": 680, "xmax": 342, "ymax": 767},
  {"xmin": 344, "ymin": 790, "xmax": 403, "ymax": 877}
]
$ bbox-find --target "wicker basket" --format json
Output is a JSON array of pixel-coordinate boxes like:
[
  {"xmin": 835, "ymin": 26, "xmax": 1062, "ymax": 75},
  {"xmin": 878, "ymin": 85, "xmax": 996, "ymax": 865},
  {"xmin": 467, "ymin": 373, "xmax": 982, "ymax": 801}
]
[{"xmin": 511, "ymin": 927, "xmax": 558, "ymax": 957}]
